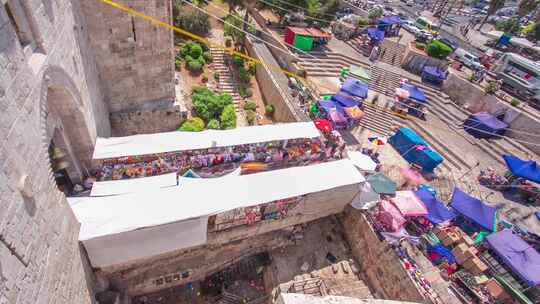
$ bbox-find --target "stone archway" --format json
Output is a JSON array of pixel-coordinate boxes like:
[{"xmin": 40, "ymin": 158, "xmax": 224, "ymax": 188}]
[{"xmin": 40, "ymin": 66, "xmax": 95, "ymax": 186}]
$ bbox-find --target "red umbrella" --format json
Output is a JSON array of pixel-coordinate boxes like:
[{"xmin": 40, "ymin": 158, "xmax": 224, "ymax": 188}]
[{"xmin": 314, "ymin": 119, "xmax": 333, "ymax": 133}]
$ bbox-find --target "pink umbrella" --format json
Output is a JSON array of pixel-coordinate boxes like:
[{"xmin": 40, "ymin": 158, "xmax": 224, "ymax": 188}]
[{"xmin": 399, "ymin": 167, "xmax": 425, "ymax": 186}]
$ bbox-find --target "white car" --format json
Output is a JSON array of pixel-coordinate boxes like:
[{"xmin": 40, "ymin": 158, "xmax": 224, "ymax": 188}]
[
  {"xmin": 402, "ymin": 21, "xmax": 421, "ymax": 35},
  {"xmin": 454, "ymin": 48, "xmax": 483, "ymax": 70}
]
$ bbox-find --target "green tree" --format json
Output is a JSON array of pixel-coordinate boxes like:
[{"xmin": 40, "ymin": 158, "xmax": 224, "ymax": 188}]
[
  {"xmin": 478, "ymin": 0, "xmax": 506, "ymax": 31},
  {"xmin": 220, "ymin": 104, "xmax": 237, "ymax": 129},
  {"xmin": 206, "ymin": 119, "xmax": 221, "ymax": 129},
  {"xmin": 368, "ymin": 7, "xmax": 384, "ymax": 22},
  {"xmin": 191, "ymin": 87, "xmax": 233, "ymax": 122},
  {"xmin": 179, "ymin": 117, "xmax": 205, "ymax": 131},
  {"xmin": 175, "ymin": 10, "xmax": 210, "ymax": 36},
  {"xmin": 495, "ymin": 17, "xmax": 521, "ymax": 34},
  {"xmin": 306, "ymin": 0, "xmax": 321, "ymax": 17},
  {"xmin": 244, "ymin": 101, "xmax": 258, "ymax": 111},
  {"xmin": 427, "ymin": 40, "xmax": 453, "ymax": 59}
]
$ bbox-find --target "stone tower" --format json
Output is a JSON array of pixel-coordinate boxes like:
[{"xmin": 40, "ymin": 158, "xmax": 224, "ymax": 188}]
[
  {"xmin": 81, "ymin": 0, "xmax": 181, "ymax": 136},
  {"xmin": 0, "ymin": 0, "xmax": 111, "ymax": 302}
]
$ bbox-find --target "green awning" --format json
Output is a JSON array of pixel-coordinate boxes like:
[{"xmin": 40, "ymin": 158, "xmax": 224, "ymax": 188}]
[{"xmin": 293, "ymin": 35, "xmax": 314, "ymax": 51}]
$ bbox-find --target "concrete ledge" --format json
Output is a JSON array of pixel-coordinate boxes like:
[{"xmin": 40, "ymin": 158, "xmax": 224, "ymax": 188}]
[{"xmin": 401, "ymin": 42, "xmax": 448, "ymax": 75}]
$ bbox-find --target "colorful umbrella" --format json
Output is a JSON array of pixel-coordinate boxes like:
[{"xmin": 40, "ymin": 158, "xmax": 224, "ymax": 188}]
[
  {"xmin": 368, "ymin": 136, "xmax": 387, "ymax": 146},
  {"xmin": 314, "ymin": 118, "xmax": 333, "ymax": 133}
]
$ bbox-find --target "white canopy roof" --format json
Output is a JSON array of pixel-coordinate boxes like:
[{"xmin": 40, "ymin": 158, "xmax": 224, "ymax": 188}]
[
  {"xmin": 90, "ymin": 173, "xmax": 178, "ymax": 196},
  {"xmin": 69, "ymin": 159, "xmax": 365, "ymax": 242},
  {"xmin": 347, "ymin": 151, "xmax": 377, "ymax": 172},
  {"xmin": 93, "ymin": 122, "xmax": 320, "ymax": 159}
]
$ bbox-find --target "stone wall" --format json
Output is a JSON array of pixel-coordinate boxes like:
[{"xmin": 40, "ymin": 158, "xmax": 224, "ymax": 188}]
[
  {"xmin": 81, "ymin": 0, "xmax": 176, "ymax": 134},
  {"xmin": 109, "ymin": 103, "xmax": 187, "ymax": 136},
  {"xmin": 1, "ymin": 0, "xmax": 110, "ymax": 302},
  {"xmin": 339, "ymin": 207, "xmax": 426, "ymax": 302},
  {"xmin": 442, "ymin": 71, "xmax": 540, "ymax": 155},
  {"xmin": 95, "ymin": 184, "xmax": 359, "ymax": 297}
]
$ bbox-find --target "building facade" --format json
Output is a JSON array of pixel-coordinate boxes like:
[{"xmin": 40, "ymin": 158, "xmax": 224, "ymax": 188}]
[{"xmin": 0, "ymin": 0, "xmax": 180, "ymax": 303}]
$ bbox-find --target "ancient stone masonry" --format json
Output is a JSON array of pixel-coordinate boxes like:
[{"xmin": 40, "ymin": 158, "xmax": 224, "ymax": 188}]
[
  {"xmin": 81, "ymin": 0, "xmax": 180, "ymax": 135},
  {"xmin": 1, "ymin": 0, "xmax": 111, "ymax": 303}
]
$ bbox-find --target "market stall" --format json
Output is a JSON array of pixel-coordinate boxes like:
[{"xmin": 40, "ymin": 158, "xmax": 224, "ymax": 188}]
[
  {"xmin": 415, "ymin": 188, "xmax": 456, "ymax": 225},
  {"xmin": 366, "ymin": 27, "xmax": 385, "ymax": 44},
  {"xmin": 378, "ymin": 15, "xmax": 401, "ymax": 37},
  {"xmin": 502, "ymin": 154, "xmax": 540, "ymax": 205},
  {"xmin": 399, "ymin": 83, "xmax": 428, "ymax": 118},
  {"xmin": 388, "ymin": 127, "xmax": 444, "ymax": 172},
  {"xmin": 486, "ymin": 229, "xmax": 540, "ymax": 287},
  {"xmin": 464, "ymin": 112, "xmax": 508, "ymax": 139},
  {"xmin": 377, "ymin": 199, "xmax": 407, "ymax": 232},
  {"xmin": 390, "ymin": 190, "xmax": 428, "ymax": 218},
  {"xmin": 421, "ymin": 66, "xmax": 447, "ymax": 86},
  {"xmin": 284, "ymin": 27, "xmax": 332, "ymax": 51},
  {"xmin": 450, "ymin": 188, "xmax": 497, "ymax": 232},
  {"xmin": 340, "ymin": 77, "xmax": 369, "ymax": 100},
  {"xmin": 367, "ymin": 172, "xmax": 397, "ymax": 195}
]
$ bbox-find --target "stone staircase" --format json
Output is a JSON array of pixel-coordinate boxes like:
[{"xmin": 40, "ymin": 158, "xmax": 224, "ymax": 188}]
[
  {"xmin": 343, "ymin": 38, "xmax": 406, "ymax": 67},
  {"xmin": 217, "ymin": 291, "xmax": 243, "ymax": 304},
  {"xmin": 210, "ymin": 47, "xmax": 246, "ymax": 126},
  {"xmin": 297, "ymin": 51, "xmax": 539, "ymax": 172}
]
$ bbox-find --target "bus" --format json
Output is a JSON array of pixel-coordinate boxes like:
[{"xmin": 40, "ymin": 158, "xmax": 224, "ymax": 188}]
[
  {"xmin": 492, "ymin": 53, "xmax": 540, "ymax": 105},
  {"xmin": 415, "ymin": 17, "xmax": 439, "ymax": 35}
]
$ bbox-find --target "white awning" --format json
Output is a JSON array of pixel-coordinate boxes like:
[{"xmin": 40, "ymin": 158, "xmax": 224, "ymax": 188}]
[
  {"xmin": 347, "ymin": 151, "xmax": 377, "ymax": 172},
  {"xmin": 93, "ymin": 122, "xmax": 321, "ymax": 159},
  {"xmin": 69, "ymin": 159, "xmax": 364, "ymax": 241},
  {"xmin": 90, "ymin": 173, "xmax": 178, "ymax": 196},
  {"xmin": 69, "ymin": 160, "xmax": 364, "ymax": 267}
]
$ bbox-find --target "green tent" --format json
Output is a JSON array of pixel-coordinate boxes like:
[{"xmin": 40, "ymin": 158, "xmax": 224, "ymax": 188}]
[
  {"xmin": 321, "ymin": 94, "xmax": 333, "ymax": 100},
  {"xmin": 293, "ymin": 35, "xmax": 314, "ymax": 51},
  {"xmin": 367, "ymin": 173, "xmax": 397, "ymax": 195}
]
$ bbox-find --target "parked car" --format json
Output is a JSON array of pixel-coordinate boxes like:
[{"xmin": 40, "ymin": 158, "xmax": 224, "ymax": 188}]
[
  {"xmin": 415, "ymin": 29, "xmax": 433, "ymax": 43},
  {"xmin": 454, "ymin": 48, "xmax": 483, "ymax": 70}
]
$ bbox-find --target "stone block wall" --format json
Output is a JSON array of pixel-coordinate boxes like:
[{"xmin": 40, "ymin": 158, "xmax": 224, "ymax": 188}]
[
  {"xmin": 1, "ymin": 0, "xmax": 110, "ymax": 302},
  {"xmin": 339, "ymin": 207, "xmax": 426, "ymax": 302},
  {"xmin": 94, "ymin": 184, "xmax": 359, "ymax": 297},
  {"xmin": 109, "ymin": 103, "xmax": 187, "ymax": 136},
  {"xmin": 81, "ymin": 0, "xmax": 176, "ymax": 134},
  {"xmin": 442, "ymin": 72, "xmax": 540, "ymax": 155}
]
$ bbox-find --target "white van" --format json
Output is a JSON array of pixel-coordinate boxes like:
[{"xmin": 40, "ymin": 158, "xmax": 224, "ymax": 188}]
[{"xmin": 454, "ymin": 48, "xmax": 483, "ymax": 70}]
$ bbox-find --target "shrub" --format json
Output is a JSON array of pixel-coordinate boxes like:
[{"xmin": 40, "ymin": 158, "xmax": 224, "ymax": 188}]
[
  {"xmin": 220, "ymin": 104, "xmax": 237, "ymax": 129},
  {"xmin": 415, "ymin": 42, "xmax": 426, "ymax": 50},
  {"xmin": 180, "ymin": 41, "xmax": 194, "ymax": 58},
  {"xmin": 246, "ymin": 110, "xmax": 257, "ymax": 125},
  {"xmin": 510, "ymin": 98, "xmax": 521, "ymax": 107},
  {"xmin": 239, "ymin": 87, "xmax": 253, "ymax": 98},
  {"xmin": 247, "ymin": 62, "xmax": 256, "ymax": 75},
  {"xmin": 190, "ymin": 44, "xmax": 203, "ymax": 59},
  {"xmin": 426, "ymin": 40, "xmax": 453, "ymax": 59},
  {"xmin": 357, "ymin": 16, "xmax": 369, "ymax": 27},
  {"xmin": 203, "ymin": 51, "xmax": 212, "ymax": 63},
  {"xmin": 244, "ymin": 101, "xmax": 258, "ymax": 111},
  {"xmin": 191, "ymin": 86, "xmax": 233, "ymax": 121},
  {"xmin": 238, "ymin": 67, "xmax": 250, "ymax": 83},
  {"xmin": 185, "ymin": 55, "xmax": 194, "ymax": 64},
  {"xmin": 214, "ymin": 72, "xmax": 220, "ymax": 81},
  {"xmin": 206, "ymin": 119, "xmax": 220, "ymax": 129},
  {"xmin": 175, "ymin": 58, "xmax": 182, "ymax": 70},
  {"xmin": 265, "ymin": 104, "xmax": 275, "ymax": 116},
  {"xmin": 368, "ymin": 7, "xmax": 383, "ymax": 21},
  {"xmin": 485, "ymin": 80, "xmax": 498, "ymax": 94},
  {"xmin": 179, "ymin": 117, "xmax": 205, "ymax": 132},
  {"xmin": 232, "ymin": 54, "xmax": 245, "ymax": 67},
  {"xmin": 201, "ymin": 74, "xmax": 208, "ymax": 83},
  {"xmin": 225, "ymin": 37, "xmax": 232, "ymax": 47},
  {"xmin": 187, "ymin": 60, "xmax": 203, "ymax": 72}
]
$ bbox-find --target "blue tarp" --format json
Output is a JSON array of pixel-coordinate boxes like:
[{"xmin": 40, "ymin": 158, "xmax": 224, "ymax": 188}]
[
  {"xmin": 503, "ymin": 154, "xmax": 540, "ymax": 183},
  {"xmin": 415, "ymin": 189, "xmax": 456, "ymax": 224},
  {"xmin": 318, "ymin": 100, "xmax": 336, "ymax": 112},
  {"xmin": 464, "ymin": 112, "xmax": 508, "ymax": 139},
  {"xmin": 422, "ymin": 66, "xmax": 446, "ymax": 81},
  {"xmin": 332, "ymin": 91, "xmax": 359, "ymax": 108},
  {"xmin": 486, "ymin": 229, "xmax": 540, "ymax": 287},
  {"xmin": 379, "ymin": 15, "xmax": 401, "ymax": 26},
  {"xmin": 427, "ymin": 244, "xmax": 456, "ymax": 265},
  {"xmin": 341, "ymin": 78, "xmax": 368, "ymax": 99},
  {"xmin": 388, "ymin": 128, "xmax": 443, "ymax": 172},
  {"xmin": 401, "ymin": 83, "xmax": 427, "ymax": 103},
  {"xmin": 450, "ymin": 187, "xmax": 497, "ymax": 232},
  {"xmin": 366, "ymin": 27, "xmax": 385, "ymax": 42}
]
